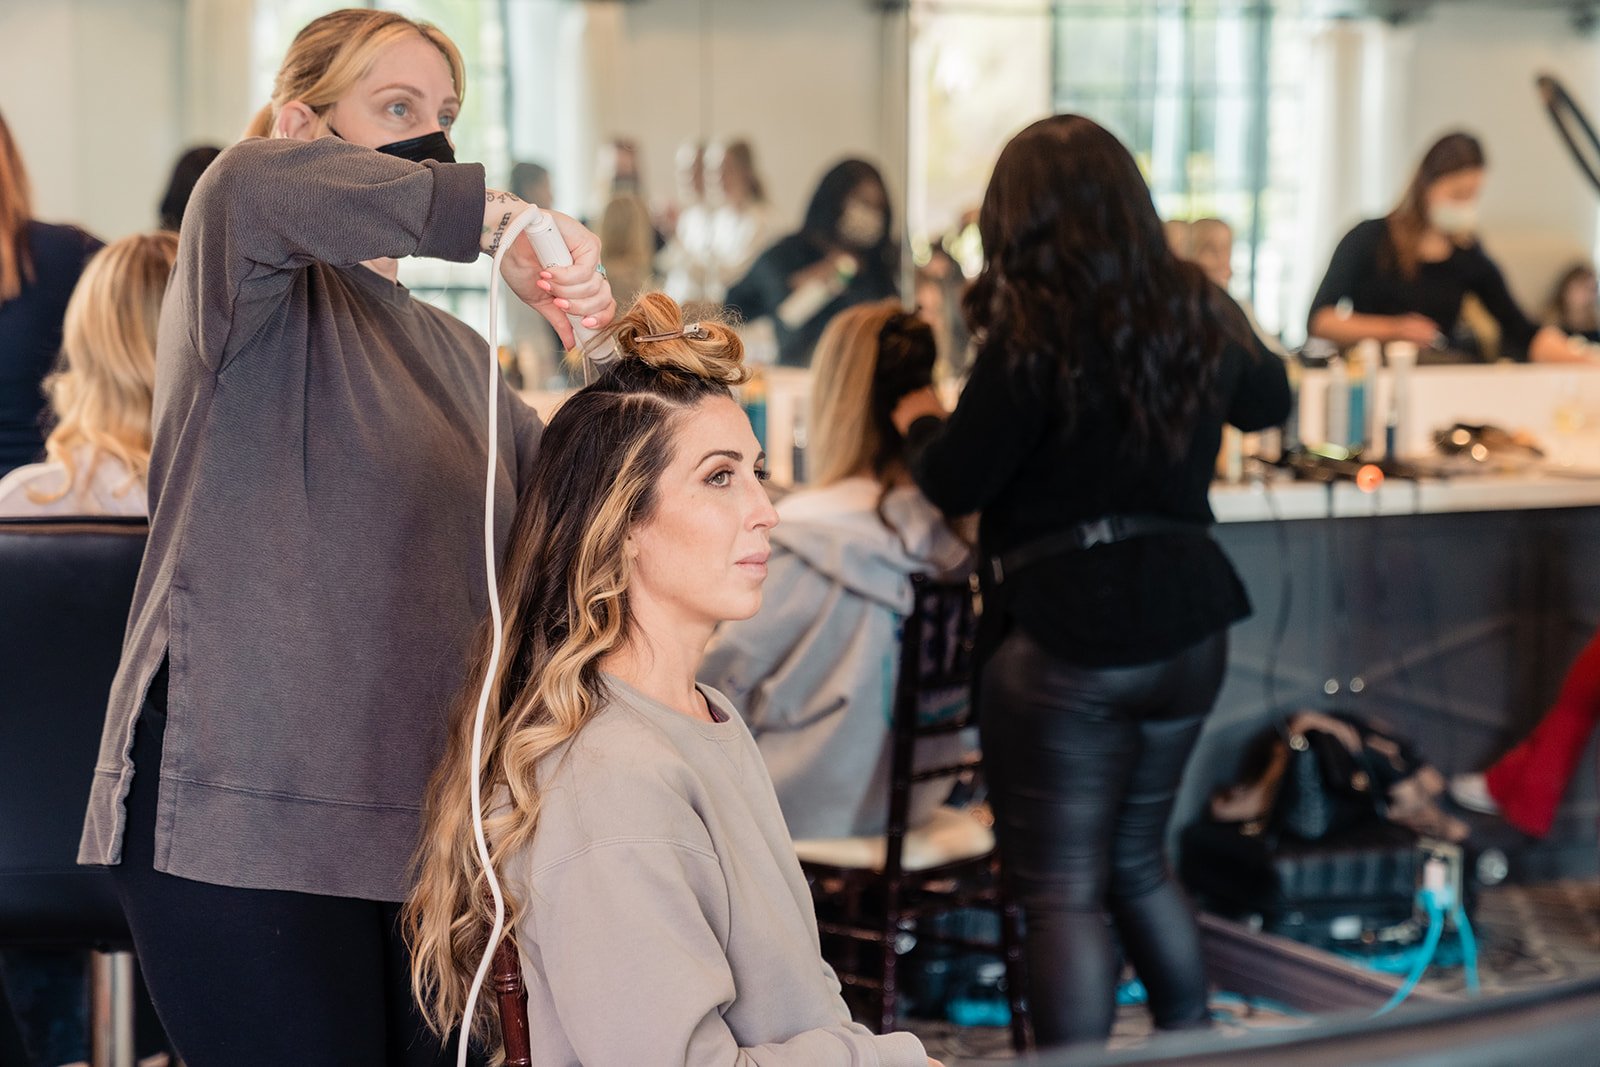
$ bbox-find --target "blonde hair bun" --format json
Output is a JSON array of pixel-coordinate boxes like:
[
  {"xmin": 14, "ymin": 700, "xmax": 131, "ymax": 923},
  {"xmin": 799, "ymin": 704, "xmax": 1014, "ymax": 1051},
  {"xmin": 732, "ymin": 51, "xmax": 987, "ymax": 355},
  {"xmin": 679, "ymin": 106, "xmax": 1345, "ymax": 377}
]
[{"xmin": 607, "ymin": 291, "xmax": 748, "ymax": 387}]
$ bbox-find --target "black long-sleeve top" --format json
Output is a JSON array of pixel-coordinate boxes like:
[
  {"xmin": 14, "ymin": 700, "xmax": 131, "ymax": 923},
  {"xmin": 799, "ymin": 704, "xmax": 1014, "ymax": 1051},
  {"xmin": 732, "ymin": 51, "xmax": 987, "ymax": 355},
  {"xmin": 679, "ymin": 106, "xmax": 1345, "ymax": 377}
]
[
  {"xmin": 725, "ymin": 233, "xmax": 897, "ymax": 368},
  {"xmin": 0, "ymin": 221, "xmax": 103, "ymax": 474},
  {"xmin": 906, "ymin": 326, "xmax": 1290, "ymax": 667},
  {"xmin": 1308, "ymin": 218, "xmax": 1538, "ymax": 359}
]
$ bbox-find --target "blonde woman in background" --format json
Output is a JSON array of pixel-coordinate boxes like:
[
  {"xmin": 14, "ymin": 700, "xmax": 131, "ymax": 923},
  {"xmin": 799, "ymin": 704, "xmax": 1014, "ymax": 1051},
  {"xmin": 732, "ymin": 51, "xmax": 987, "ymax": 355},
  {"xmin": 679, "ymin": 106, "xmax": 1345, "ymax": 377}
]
[
  {"xmin": 598, "ymin": 191, "xmax": 658, "ymax": 309},
  {"xmin": 0, "ymin": 232, "xmax": 177, "ymax": 517},
  {"xmin": 407, "ymin": 292, "xmax": 935, "ymax": 1066},
  {"xmin": 700, "ymin": 300, "xmax": 972, "ymax": 841}
]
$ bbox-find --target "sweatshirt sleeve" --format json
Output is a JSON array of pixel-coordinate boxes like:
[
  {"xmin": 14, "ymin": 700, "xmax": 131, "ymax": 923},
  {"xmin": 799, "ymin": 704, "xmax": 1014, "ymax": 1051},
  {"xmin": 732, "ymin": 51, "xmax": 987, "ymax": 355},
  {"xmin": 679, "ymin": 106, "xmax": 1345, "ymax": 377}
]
[
  {"xmin": 528, "ymin": 838, "xmax": 927, "ymax": 1067},
  {"xmin": 181, "ymin": 136, "xmax": 486, "ymax": 371},
  {"xmin": 905, "ymin": 343, "xmax": 1048, "ymax": 518}
]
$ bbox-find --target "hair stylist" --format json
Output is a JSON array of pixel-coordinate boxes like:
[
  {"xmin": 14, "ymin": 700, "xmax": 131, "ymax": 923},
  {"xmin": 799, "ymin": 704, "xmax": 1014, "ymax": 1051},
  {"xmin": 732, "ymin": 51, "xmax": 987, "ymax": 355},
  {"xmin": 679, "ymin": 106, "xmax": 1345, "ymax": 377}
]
[
  {"xmin": 75, "ymin": 10, "xmax": 615, "ymax": 1065},
  {"xmin": 1308, "ymin": 132, "xmax": 1580, "ymax": 362},
  {"xmin": 892, "ymin": 115, "xmax": 1289, "ymax": 1049}
]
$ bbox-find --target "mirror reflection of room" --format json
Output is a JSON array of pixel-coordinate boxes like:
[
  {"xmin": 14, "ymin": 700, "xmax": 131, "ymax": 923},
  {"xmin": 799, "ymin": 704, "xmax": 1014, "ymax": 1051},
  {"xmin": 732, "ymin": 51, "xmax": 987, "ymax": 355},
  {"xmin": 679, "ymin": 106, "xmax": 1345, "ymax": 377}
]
[{"xmin": 8, "ymin": 1, "xmax": 1600, "ymax": 1065}]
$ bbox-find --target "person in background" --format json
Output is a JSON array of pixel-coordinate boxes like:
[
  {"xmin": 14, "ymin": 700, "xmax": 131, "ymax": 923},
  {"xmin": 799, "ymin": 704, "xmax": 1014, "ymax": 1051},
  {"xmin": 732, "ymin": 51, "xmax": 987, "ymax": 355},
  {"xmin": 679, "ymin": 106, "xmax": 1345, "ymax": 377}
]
[
  {"xmin": 893, "ymin": 115, "xmax": 1290, "ymax": 1049},
  {"xmin": 700, "ymin": 301, "xmax": 971, "ymax": 840},
  {"xmin": 709, "ymin": 139, "xmax": 772, "ymax": 295},
  {"xmin": 157, "ymin": 146, "xmax": 222, "ymax": 233},
  {"xmin": 1186, "ymin": 217, "xmax": 1289, "ymax": 358},
  {"xmin": 727, "ymin": 158, "xmax": 899, "ymax": 368},
  {"xmin": 407, "ymin": 293, "xmax": 938, "ymax": 1067},
  {"xmin": 0, "ymin": 232, "xmax": 178, "ymax": 1067},
  {"xmin": 510, "ymin": 160, "xmax": 552, "ymax": 214},
  {"xmin": 75, "ymin": 10, "xmax": 614, "ymax": 1063},
  {"xmin": 662, "ymin": 139, "xmax": 773, "ymax": 306},
  {"xmin": 0, "ymin": 232, "xmax": 176, "ymax": 517},
  {"xmin": 506, "ymin": 161, "xmax": 563, "ymax": 387},
  {"xmin": 1308, "ymin": 132, "xmax": 1578, "ymax": 362},
  {"xmin": 598, "ymin": 191, "xmax": 657, "ymax": 310},
  {"xmin": 1452, "ymin": 630, "xmax": 1600, "ymax": 838},
  {"xmin": 660, "ymin": 141, "xmax": 713, "ymax": 303},
  {"xmin": 0, "ymin": 106, "xmax": 103, "ymax": 478},
  {"xmin": 1543, "ymin": 263, "xmax": 1600, "ymax": 343},
  {"xmin": 1163, "ymin": 218, "xmax": 1193, "ymax": 259}
]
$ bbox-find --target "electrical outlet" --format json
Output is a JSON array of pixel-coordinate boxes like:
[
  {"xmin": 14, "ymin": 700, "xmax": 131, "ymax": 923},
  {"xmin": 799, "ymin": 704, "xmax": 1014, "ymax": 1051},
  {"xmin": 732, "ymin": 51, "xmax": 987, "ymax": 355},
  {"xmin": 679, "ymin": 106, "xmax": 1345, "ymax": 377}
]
[{"xmin": 1417, "ymin": 838, "xmax": 1465, "ymax": 924}]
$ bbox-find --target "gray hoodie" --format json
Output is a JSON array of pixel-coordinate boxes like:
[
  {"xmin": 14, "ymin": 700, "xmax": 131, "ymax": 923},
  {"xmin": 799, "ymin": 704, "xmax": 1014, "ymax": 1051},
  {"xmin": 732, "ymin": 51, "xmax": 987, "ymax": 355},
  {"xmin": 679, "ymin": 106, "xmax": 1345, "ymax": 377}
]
[{"xmin": 700, "ymin": 477, "xmax": 972, "ymax": 840}]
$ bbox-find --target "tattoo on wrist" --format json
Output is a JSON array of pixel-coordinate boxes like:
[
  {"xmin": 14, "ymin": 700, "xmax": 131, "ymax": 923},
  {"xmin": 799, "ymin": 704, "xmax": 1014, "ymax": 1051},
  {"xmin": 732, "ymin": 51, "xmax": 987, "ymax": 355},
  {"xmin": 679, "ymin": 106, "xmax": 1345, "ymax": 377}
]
[
  {"xmin": 487, "ymin": 211, "xmax": 513, "ymax": 255},
  {"xmin": 486, "ymin": 191, "xmax": 521, "ymax": 205}
]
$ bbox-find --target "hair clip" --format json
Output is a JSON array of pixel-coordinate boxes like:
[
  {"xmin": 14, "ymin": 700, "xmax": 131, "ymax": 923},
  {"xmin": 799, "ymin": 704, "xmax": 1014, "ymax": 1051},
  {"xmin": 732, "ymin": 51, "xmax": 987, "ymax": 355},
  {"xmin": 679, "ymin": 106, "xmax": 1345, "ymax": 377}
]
[{"xmin": 634, "ymin": 323, "xmax": 710, "ymax": 343}]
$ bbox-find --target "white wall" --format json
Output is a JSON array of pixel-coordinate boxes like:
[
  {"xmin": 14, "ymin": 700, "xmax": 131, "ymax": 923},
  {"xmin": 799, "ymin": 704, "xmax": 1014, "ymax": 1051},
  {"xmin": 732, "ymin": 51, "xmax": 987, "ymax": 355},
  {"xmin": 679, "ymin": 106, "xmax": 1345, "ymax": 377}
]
[
  {"xmin": 0, "ymin": 0, "xmax": 185, "ymax": 241},
  {"xmin": 597, "ymin": 0, "xmax": 903, "ymax": 234},
  {"xmin": 1398, "ymin": 6, "xmax": 1600, "ymax": 311}
]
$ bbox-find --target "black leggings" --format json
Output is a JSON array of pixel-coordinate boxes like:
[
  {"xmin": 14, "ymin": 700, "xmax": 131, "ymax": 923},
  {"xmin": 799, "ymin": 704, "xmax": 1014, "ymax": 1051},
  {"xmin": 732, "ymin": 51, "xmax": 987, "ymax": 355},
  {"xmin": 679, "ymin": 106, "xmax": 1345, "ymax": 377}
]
[
  {"xmin": 980, "ymin": 627, "xmax": 1227, "ymax": 1049},
  {"xmin": 110, "ymin": 672, "xmax": 468, "ymax": 1067}
]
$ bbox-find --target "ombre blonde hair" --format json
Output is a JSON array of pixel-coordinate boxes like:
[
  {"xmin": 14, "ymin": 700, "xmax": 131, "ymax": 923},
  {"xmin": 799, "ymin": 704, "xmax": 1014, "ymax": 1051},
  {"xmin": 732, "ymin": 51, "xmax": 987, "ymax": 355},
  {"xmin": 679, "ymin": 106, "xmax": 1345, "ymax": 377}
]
[
  {"xmin": 31, "ymin": 231, "xmax": 178, "ymax": 506},
  {"xmin": 243, "ymin": 9, "xmax": 466, "ymax": 140},
  {"xmin": 0, "ymin": 107, "xmax": 34, "ymax": 303},
  {"xmin": 405, "ymin": 292, "xmax": 748, "ymax": 1053},
  {"xmin": 808, "ymin": 299, "xmax": 937, "ymax": 488}
]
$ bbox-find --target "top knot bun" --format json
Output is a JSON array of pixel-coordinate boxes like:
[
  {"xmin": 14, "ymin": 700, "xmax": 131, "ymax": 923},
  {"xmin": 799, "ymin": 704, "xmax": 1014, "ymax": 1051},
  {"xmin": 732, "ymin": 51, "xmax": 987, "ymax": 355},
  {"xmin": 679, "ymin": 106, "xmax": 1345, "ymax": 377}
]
[{"xmin": 606, "ymin": 292, "xmax": 749, "ymax": 387}]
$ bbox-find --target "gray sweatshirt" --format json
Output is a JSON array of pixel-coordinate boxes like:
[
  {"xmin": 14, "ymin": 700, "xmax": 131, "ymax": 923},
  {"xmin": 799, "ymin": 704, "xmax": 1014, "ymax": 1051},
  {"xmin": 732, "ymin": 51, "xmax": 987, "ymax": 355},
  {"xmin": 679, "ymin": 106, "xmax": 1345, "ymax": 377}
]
[
  {"xmin": 506, "ymin": 676, "xmax": 929, "ymax": 1066},
  {"xmin": 700, "ymin": 479, "xmax": 972, "ymax": 839},
  {"xmin": 77, "ymin": 137, "xmax": 543, "ymax": 901}
]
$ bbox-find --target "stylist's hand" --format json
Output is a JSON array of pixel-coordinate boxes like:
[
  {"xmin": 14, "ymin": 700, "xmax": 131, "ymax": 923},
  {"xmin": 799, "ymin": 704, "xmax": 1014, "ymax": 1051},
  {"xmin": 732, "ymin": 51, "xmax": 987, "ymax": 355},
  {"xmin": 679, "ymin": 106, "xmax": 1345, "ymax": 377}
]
[
  {"xmin": 495, "ymin": 207, "xmax": 617, "ymax": 348},
  {"xmin": 928, "ymin": 1059, "xmax": 946, "ymax": 1067},
  {"xmin": 1389, "ymin": 313, "xmax": 1442, "ymax": 347},
  {"xmin": 892, "ymin": 385, "xmax": 948, "ymax": 435}
]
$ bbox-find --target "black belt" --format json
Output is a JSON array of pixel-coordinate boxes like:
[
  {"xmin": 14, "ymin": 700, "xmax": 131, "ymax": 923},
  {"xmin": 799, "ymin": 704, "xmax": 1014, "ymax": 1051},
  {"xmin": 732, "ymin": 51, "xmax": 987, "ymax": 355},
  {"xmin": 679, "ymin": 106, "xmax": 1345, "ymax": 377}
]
[{"xmin": 988, "ymin": 514, "xmax": 1208, "ymax": 585}]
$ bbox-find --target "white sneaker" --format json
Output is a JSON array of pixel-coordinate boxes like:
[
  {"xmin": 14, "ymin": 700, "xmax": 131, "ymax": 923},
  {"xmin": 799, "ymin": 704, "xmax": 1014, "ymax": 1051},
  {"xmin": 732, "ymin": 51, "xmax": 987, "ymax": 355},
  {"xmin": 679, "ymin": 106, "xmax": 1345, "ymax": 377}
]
[{"xmin": 1449, "ymin": 772, "xmax": 1501, "ymax": 815}]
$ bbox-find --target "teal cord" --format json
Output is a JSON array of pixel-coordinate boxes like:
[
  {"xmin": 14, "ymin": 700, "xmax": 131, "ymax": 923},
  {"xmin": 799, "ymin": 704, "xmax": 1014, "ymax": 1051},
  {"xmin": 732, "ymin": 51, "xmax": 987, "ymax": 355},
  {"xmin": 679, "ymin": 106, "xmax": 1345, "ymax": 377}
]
[{"xmin": 1374, "ymin": 896, "xmax": 1445, "ymax": 1017}]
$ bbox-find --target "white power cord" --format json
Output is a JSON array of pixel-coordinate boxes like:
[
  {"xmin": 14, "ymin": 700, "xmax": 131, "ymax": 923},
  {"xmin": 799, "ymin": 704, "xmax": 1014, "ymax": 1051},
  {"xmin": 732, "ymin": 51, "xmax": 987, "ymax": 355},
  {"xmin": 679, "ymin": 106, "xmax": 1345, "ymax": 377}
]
[{"xmin": 457, "ymin": 200, "xmax": 574, "ymax": 1065}]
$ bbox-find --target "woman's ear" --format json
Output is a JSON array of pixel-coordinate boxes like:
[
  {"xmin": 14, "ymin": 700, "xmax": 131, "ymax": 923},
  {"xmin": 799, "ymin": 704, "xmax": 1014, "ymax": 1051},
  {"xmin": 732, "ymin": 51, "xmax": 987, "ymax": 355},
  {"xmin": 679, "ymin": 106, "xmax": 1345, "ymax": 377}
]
[{"xmin": 275, "ymin": 101, "xmax": 323, "ymax": 142}]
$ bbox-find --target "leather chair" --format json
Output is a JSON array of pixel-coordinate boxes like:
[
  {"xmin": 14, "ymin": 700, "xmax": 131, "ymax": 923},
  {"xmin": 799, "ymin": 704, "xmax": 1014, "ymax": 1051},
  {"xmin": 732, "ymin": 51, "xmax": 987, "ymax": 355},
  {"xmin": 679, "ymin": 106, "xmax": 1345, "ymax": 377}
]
[{"xmin": 0, "ymin": 517, "xmax": 149, "ymax": 1066}]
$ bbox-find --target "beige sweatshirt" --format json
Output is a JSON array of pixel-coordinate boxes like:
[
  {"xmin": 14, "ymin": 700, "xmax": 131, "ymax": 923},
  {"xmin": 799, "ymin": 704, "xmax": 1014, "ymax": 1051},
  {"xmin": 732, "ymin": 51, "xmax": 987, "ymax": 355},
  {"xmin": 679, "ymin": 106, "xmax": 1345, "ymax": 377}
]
[{"xmin": 505, "ymin": 675, "xmax": 928, "ymax": 1066}]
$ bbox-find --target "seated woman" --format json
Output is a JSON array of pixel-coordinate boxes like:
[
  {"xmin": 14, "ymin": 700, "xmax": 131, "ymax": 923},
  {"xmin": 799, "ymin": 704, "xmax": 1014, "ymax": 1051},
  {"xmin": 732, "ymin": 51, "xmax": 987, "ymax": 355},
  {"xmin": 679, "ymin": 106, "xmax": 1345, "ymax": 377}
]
[
  {"xmin": 0, "ymin": 230, "xmax": 175, "ymax": 1067},
  {"xmin": 407, "ymin": 293, "xmax": 935, "ymax": 1067},
  {"xmin": 699, "ymin": 300, "xmax": 972, "ymax": 840},
  {"xmin": 1544, "ymin": 263, "xmax": 1600, "ymax": 343},
  {"xmin": 1451, "ymin": 630, "xmax": 1600, "ymax": 838},
  {"xmin": 0, "ymin": 230, "xmax": 176, "ymax": 517},
  {"xmin": 1308, "ymin": 131, "xmax": 1576, "ymax": 362}
]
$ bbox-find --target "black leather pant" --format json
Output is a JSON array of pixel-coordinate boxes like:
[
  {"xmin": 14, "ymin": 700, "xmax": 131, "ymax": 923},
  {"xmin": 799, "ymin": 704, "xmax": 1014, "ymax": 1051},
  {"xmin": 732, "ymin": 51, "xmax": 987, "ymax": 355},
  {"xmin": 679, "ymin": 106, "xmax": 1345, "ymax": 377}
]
[{"xmin": 980, "ymin": 627, "xmax": 1227, "ymax": 1049}]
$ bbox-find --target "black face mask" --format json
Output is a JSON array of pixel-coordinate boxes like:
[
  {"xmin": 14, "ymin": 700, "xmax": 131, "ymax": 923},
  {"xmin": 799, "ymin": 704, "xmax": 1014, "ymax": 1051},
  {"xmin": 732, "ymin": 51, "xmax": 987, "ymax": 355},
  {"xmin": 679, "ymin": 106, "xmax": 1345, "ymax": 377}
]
[
  {"xmin": 332, "ymin": 126, "xmax": 456, "ymax": 165},
  {"xmin": 374, "ymin": 129, "xmax": 456, "ymax": 165}
]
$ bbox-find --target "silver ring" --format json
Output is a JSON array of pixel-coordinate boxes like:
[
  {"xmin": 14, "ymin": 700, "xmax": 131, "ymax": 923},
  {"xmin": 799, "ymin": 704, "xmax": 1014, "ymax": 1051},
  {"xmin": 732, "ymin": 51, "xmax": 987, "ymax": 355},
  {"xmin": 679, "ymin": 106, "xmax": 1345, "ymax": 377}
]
[{"xmin": 595, "ymin": 263, "xmax": 608, "ymax": 278}]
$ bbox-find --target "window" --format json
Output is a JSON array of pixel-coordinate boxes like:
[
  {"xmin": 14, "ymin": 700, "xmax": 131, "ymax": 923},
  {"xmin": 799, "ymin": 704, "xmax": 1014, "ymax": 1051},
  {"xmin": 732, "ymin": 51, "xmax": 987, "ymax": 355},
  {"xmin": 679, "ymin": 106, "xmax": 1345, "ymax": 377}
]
[{"xmin": 1052, "ymin": 0, "xmax": 1310, "ymax": 341}]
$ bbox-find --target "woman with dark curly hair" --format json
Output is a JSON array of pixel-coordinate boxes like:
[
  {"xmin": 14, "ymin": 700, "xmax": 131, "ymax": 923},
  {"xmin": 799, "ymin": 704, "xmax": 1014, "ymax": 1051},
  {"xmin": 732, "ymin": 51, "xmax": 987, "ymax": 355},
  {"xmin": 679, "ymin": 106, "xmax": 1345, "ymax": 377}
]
[{"xmin": 893, "ymin": 114, "xmax": 1290, "ymax": 1048}]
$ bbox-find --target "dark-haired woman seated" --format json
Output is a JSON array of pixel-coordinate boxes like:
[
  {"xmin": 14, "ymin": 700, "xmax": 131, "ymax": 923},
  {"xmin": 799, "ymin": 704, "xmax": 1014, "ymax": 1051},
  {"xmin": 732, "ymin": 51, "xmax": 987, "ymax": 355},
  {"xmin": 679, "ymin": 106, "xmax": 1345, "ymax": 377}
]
[
  {"xmin": 893, "ymin": 115, "xmax": 1290, "ymax": 1049},
  {"xmin": 700, "ymin": 300, "xmax": 972, "ymax": 841},
  {"xmin": 408, "ymin": 294, "xmax": 938, "ymax": 1067}
]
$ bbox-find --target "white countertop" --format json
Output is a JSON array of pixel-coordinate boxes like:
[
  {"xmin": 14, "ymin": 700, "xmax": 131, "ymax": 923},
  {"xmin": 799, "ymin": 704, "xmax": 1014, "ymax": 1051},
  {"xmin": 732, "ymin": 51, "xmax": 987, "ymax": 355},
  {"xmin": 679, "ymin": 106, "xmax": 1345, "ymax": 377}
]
[{"xmin": 1212, "ymin": 467, "xmax": 1600, "ymax": 523}]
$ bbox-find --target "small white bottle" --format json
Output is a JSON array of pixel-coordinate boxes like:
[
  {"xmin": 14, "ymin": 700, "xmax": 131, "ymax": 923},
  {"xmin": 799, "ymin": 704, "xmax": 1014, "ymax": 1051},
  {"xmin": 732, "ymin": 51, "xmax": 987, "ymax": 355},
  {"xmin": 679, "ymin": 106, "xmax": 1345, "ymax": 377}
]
[
  {"xmin": 1325, "ymin": 355, "xmax": 1351, "ymax": 449},
  {"xmin": 1386, "ymin": 340, "xmax": 1418, "ymax": 459}
]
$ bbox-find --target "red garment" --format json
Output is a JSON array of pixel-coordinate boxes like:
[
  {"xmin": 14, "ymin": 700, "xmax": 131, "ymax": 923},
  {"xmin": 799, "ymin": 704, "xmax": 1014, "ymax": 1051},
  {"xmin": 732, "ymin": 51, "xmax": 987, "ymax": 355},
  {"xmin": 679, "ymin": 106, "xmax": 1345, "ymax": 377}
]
[{"xmin": 1484, "ymin": 629, "xmax": 1600, "ymax": 838}]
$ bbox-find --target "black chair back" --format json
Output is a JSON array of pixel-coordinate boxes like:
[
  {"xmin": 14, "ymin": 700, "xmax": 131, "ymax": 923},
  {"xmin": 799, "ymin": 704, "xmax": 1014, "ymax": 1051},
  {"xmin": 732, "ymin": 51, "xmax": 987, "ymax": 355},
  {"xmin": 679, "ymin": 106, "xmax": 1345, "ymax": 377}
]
[
  {"xmin": 0, "ymin": 517, "xmax": 146, "ymax": 948},
  {"xmin": 881, "ymin": 572, "xmax": 981, "ymax": 878}
]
